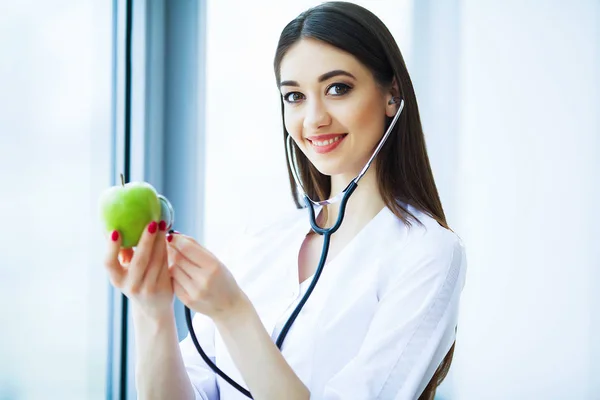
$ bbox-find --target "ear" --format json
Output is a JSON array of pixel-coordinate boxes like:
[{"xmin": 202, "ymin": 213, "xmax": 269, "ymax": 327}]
[{"xmin": 385, "ymin": 77, "xmax": 401, "ymax": 118}]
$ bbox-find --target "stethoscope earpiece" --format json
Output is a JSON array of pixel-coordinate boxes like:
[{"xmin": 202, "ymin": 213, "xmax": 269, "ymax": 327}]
[{"xmin": 388, "ymin": 96, "xmax": 401, "ymax": 105}]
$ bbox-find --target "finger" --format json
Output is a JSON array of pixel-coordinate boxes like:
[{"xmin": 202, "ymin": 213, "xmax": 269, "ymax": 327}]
[
  {"xmin": 171, "ymin": 264, "xmax": 197, "ymax": 298},
  {"xmin": 103, "ymin": 230, "xmax": 125, "ymax": 287},
  {"xmin": 169, "ymin": 244, "xmax": 202, "ymax": 275},
  {"xmin": 166, "ymin": 242, "xmax": 193, "ymax": 274},
  {"xmin": 129, "ymin": 221, "xmax": 159, "ymax": 289},
  {"xmin": 167, "ymin": 233, "xmax": 216, "ymax": 269},
  {"xmin": 144, "ymin": 221, "xmax": 168, "ymax": 285},
  {"xmin": 172, "ymin": 279, "xmax": 190, "ymax": 305},
  {"xmin": 119, "ymin": 248, "xmax": 134, "ymax": 266},
  {"xmin": 155, "ymin": 251, "xmax": 170, "ymax": 285}
]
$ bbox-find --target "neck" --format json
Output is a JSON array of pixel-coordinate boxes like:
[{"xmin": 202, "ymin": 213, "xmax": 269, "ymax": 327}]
[{"xmin": 317, "ymin": 166, "xmax": 385, "ymax": 232}]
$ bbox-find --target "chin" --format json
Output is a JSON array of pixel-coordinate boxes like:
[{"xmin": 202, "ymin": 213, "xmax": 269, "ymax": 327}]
[
  {"xmin": 307, "ymin": 158, "xmax": 357, "ymax": 179},
  {"xmin": 299, "ymin": 142, "xmax": 366, "ymax": 179}
]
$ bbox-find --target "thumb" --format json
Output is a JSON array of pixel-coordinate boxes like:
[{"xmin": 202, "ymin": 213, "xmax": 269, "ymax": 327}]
[{"xmin": 104, "ymin": 230, "xmax": 126, "ymax": 287}]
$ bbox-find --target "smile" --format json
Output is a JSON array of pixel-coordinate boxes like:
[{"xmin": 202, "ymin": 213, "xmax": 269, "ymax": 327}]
[
  {"xmin": 313, "ymin": 136, "xmax": 343, "ymax": 146},
  {"xmin": 307, "ymin": 134, "xmax": 347, "ymax": 154}
]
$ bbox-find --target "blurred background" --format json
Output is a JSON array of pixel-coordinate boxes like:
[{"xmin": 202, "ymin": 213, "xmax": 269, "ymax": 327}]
[{"xmin": 0, "ymin": 0, "xmax": 598, "ymax": 399}]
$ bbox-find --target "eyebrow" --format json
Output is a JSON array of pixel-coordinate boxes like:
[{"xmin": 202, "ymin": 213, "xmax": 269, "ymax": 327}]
[{"xmin": 279, "ymin": 69, "xmax": 356, "ymax": 88}]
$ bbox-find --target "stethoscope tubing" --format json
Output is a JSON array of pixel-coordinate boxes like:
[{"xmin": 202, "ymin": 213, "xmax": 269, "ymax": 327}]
[
  {"xmin": 184, "ymin": 182, "xmax": 357, "ymax": 399},
  {"xmin": 275, "ymin": 180, "xmax": 357, "ymax": 348},
  {"xmin": 184, "ymin": 99, "xmax": 403, "ymax": 398}
]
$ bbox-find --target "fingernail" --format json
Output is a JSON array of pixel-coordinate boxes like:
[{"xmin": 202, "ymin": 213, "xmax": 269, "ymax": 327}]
[
  {"xmin": 148, "ymin": 221, "xmax": 158, "ymax": 234},
  {"xmin": 111, "ymin": 230, "xmax": 119, "ymax": 241},
  {"xmin": 159, "ymin": 220, "xmax": 167, "ymax": 231},
  {"xmin": 167, "ymin": 234, "xmax": 173, "ymax": 242}
]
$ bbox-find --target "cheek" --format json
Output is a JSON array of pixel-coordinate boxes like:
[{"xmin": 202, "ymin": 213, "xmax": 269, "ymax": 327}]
[
  {"xmin": 284, "ymin": 109, "xmax": 304, "ymax": 141},
  {"xmin": 341, "ymin": 97, "xmax": 385, "ymax": 139},
  {"xmin": 355, "ymin": 98, "xmax": 385, "ymax": 141}
]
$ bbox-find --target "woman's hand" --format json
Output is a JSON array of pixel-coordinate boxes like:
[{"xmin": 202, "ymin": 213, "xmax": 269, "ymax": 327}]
[
  {"xmin": 166, "ymin": 232, "xmax": 249, "ymax": 323},
  {"xmin": 103, "ymin": 221, "xmax": 174, "ymax": 321}
]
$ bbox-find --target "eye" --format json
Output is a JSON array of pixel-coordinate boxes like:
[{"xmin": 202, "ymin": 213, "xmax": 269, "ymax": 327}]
[
  {"xmin": 283, "ymin": 92, "xmax": 305, "ymax": 103},
  {"xmin": 326, "ymin": 83, "xmax": 352, "ymax": 96}
]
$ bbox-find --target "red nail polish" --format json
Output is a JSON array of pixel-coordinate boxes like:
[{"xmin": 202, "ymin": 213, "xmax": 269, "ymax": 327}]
[
  {"xmin": 148, "ymin": 221, "xmax": 158, "ymax": 234},
  {"xmin": 159, "ymin": 220, "xmax": 167, "ymax": 231},
  {"xmin": 111, "ymin": 231, "xmax": 119, "ymax": 241},
  {"xmin": 167, "ymin": 234, "xmax": 173, "ymax": 242}
]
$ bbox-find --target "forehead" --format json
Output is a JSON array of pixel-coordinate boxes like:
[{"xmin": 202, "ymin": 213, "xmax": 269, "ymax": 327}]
[{"xmin": 279, "ymin": 38, "xmax": 367, "ymax": 82}]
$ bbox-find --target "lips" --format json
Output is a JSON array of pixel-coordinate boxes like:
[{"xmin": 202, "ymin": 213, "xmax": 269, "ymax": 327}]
[
  {"xmin": 306, "ymin": 133, "xmax": 347, "ymax": 143},
  {"xmin": 306, "ymin": 133, "xmax": 347, "ymax": 154}
]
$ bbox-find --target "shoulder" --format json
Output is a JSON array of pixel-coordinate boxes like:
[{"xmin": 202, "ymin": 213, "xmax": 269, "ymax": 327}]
[
  {"xmin": 379, "ymin": 204, "xmax": 467, "ymax": 292},
  {"xmin": 406, "ymin": 205, "xmax": 464, "ymax": 259}
]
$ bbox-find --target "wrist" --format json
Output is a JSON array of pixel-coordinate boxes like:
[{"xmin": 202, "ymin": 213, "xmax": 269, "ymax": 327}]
[
  {"xmin": 213, "ymin": 293, "xmax": 254, "ymax": 331},
  {"xmin": 132, "ymin": 305, "xmax": 175, "ymax": 328}
]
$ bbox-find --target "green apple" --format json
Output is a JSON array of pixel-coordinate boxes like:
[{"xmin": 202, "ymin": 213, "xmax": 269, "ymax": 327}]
[{"xmin": 99, "ymin": 175, "xmax": 161, "ymax": 249}]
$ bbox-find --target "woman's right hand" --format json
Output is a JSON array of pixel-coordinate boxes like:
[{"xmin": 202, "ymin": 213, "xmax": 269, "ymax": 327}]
[{"xmin": 103, "ymin": 220, "xmax": 174, "ymax": 321}]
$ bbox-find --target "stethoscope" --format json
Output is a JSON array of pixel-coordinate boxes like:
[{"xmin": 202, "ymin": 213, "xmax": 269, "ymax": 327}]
[{"xmin": 179, "ymin": 97, "xmax": 405, "ymax": 398}]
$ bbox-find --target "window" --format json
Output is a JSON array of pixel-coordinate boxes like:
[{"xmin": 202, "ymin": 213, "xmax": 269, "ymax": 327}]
[{"xmin": 0, "ymin": 2, "xmax": 113, "ymax": 398}]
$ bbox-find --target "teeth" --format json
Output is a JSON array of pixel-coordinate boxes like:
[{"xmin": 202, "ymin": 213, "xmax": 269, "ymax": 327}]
[{"xmin": 314, "ymin": 136, "xmax": 342, "ymax": 147}]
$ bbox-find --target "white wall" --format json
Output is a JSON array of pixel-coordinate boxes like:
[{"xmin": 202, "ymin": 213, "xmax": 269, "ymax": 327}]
[{"xmin": 448, "ymin": 1, "xmax": 600, "ymax": 399}]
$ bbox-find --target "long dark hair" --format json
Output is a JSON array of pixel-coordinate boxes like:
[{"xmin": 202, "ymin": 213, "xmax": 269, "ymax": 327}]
[{"xmin": 273, "ymin": 2, "xmax": 454, "ymax": 398}]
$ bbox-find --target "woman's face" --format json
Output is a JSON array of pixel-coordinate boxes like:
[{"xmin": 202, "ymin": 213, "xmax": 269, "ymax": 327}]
[{"xmin": 279, "ymin": 38, "xmax": 397, "ymax": 179}]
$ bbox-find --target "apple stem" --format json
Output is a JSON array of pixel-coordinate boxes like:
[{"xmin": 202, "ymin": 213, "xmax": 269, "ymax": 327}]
[{"xmin": 120, "ymin": 173, "xmax": 125, "ymax": 187}]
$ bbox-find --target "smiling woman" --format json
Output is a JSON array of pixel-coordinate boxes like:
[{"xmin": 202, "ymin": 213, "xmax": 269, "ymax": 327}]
[
  {"xmin": 117, "ymin": 2, "xmax": 466, "ymax": 400},
  {"xmin": 269, "ymin": 3, "xmax": 463, "ymax": 398},
  {"xmin": 182, "ymin": 2, "xmax": 466, "ymax": 399},
  {"xmin": 278, "ymin": 39, "xmax": 397, "ymax": 185}
]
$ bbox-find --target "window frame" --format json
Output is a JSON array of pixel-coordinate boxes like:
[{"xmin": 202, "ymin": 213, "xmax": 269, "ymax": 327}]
[{"xmin": 108, "ymin": 0, "xmax": 207, "ymax": 398}]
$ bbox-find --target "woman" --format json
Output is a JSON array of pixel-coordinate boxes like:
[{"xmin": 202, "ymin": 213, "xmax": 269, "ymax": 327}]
[{"xmin": 103, "ymin": 2, "xmax": 467, "ymax": 399}]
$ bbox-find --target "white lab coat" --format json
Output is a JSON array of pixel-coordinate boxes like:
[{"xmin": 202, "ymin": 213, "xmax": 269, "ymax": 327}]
[{"xmin": 179, "ymin": 202, "xmax": 467, "ymax": 400}]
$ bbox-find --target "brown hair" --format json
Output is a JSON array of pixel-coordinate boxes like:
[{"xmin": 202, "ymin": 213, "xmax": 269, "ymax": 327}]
[{"xmin": 273, "ymin": 2, "xmax": 455, "ymax": 398}]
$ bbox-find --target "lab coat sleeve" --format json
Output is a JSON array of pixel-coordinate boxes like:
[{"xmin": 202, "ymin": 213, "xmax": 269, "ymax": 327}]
[
  {"xmin": 179, "ymin": 311, "xmax": 219, "ymax": 400},
  {"xmin": 316, "ymin": 230, "xmax": 467, "ymax": 400}
]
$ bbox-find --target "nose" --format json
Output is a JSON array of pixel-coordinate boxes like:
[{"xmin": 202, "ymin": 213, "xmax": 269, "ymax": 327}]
[{"xmin": 303, "ymin": 98, "xmax": 331, "ymax": 132}]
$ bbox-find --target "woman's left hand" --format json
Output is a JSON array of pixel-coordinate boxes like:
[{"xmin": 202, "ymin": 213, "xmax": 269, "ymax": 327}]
[{"xmin": 166, "ymin": 232, "xmax": 249, "ymax": 322}]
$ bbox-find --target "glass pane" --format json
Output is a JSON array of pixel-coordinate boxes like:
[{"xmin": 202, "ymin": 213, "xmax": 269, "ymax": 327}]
[{"xmin": 0, "ymin": 1, "xmax": 113, "ymax": 399}]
